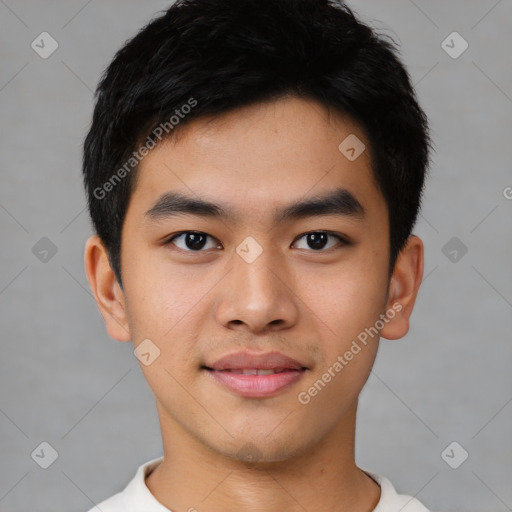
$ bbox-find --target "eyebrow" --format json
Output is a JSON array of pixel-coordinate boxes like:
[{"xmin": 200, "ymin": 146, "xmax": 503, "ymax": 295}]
[{"xmin": 144, "ymin": 187, "xmax": 365, "ymax": 224}]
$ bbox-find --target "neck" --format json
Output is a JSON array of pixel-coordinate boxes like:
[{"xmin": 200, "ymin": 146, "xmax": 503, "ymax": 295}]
[{"xmin": 146, "ymin": 400, "xmax": 381, "ymax": 512}]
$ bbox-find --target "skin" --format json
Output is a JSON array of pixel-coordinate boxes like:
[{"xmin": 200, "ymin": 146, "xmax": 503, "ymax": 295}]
[{"xmin": 85, "ymin": 96, "xmax": 424, "ymax": 512}]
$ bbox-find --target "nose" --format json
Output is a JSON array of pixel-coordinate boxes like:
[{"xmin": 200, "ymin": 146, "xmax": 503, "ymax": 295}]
[{"xmin": 213, "ymin": 245, "xmax": 300, "ymax": 334}]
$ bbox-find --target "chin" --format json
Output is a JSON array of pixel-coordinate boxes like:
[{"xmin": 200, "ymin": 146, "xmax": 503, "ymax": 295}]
[{"xmin": 215, "ymin": 433, "xmax": 313, "ymax": 467}]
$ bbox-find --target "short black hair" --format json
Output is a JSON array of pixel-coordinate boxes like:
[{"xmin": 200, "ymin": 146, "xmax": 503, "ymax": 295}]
[{"xmin": 83, "ymin": 0, "xmax": 433, "ymax": 289}]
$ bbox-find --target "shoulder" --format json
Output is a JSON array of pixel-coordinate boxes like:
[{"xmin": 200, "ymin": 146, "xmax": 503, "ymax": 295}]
[
  {"xmin": 363, "ymin": 470, "xmax": 432, "ymax": 512},
  {"xmin": 85, "ymin": 491, "xmax": 125, "ymax": 512},
  {"xmin": 84, "ymin": 456, "xmax": 165, "ymax": 512}
]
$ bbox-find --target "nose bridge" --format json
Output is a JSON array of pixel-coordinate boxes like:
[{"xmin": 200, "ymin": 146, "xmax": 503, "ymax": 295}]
[
  {"xmin": 237, "ymin": 246, "xmax": 280, "ymax": 296},
  {"xmin": 214, "ymin": 238, "xmax": 298, "ymax": 331}
]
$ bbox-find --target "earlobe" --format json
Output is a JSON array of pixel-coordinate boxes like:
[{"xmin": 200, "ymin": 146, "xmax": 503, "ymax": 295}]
[
  {"xmin": 84, "ymin": 235, "xmax": 131, "ymax": 342},
  {"xmin": 380, "ymin": 235, "xmax": 424, "ymax": 341}
]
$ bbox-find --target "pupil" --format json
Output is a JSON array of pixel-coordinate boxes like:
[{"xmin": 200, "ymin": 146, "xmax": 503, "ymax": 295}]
[
  {"xmin": 308, "ymin": 232, "xmax": 327, "ymax": 250},
  {"xmin": 186, "ymin": 233, "xmax": 206, "ymax": 250}
]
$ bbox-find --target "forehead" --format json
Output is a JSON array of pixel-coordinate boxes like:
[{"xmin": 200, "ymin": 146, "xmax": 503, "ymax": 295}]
[{"xmin": 126, "ymin": 96, "xmax": 385, "ymax": 225}]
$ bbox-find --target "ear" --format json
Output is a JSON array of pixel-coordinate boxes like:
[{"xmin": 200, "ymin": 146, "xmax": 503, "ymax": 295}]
[
  {"xmin": 380, "ymin": 235, "xmax": 424, "ymax": 340},
  {"xmin": 84, "ymin": 234, "xmax": 131, "ymax": 342}
]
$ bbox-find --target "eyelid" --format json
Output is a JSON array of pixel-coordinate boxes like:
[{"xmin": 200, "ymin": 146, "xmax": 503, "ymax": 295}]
[
  {"xmin": 291, "ymin": 231, "xmax": 349, "ymax": 250},
  {"xmin": 165, "ymin": 231, "xmax": 221, "ymax": 251},
  {"xmin": 164, "ymin": 230, "xmax": 350, "ymax": 252}
]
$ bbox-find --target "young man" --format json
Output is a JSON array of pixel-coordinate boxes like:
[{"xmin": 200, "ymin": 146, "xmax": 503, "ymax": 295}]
[{"xmin": 83, "ymin": 0, "xmax": 433, "ymax": 510}]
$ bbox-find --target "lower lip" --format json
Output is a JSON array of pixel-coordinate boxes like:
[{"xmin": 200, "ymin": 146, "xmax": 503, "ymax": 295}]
[{"xmin": 205, "ymin": 369, "xmax": 306, "ymax": 398}]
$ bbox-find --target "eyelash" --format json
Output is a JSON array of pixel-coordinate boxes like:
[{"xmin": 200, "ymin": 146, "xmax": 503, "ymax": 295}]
[{"xmin": 164, "ymin": 230, "xmax": 350, "ymax": 253}]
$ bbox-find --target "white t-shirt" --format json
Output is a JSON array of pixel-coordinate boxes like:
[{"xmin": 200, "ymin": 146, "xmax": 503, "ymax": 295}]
[{"xmin": 86, "ymin": 456, "xmax": 431, "ymax": 512}]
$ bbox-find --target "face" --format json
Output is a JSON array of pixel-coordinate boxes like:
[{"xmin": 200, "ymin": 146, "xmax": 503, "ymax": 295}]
[{"xmin": 91, "ymin": 97, "xmax": 405, "ymax": 463}]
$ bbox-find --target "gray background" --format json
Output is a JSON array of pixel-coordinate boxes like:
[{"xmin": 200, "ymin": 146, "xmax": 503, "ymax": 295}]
[{"xmin": 1, "ymin": 1, "xmax": 511, "ymax": 511}]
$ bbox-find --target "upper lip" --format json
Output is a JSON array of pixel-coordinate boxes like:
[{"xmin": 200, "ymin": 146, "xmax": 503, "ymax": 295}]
[{"xmin": 204, "ymin": 351, "xmax": 307, "ymax": 371}]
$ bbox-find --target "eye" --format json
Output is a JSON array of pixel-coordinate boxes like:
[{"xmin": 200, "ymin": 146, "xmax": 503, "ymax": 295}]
[
  {"xmin": 166, "ymin": 231, "xmax": 221, "ymax": 252},
  {"xmin": 293, "ymin": 231, "xmax": 347, "ymax": 251}
]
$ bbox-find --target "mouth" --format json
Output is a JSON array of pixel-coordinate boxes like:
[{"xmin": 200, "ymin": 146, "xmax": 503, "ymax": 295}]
[
  {"xmin": 202, "ymin": 367, "xmax": 307, "ymax": 398},
  {"xmin": 205, "ymin": 367, "xmax": 304, "ymax": 375},
  {"xmin": 202, "ymin": 351, "xmax": 308, "ymax": 398}
]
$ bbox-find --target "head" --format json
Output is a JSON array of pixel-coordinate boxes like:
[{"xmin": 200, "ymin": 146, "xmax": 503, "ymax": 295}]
[{"xmin": 83, "ymin": 0, "xmax": 431, "ymax": 463}]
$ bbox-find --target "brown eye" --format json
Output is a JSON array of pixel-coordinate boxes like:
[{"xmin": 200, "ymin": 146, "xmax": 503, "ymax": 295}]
[
  {"xmin": 293, "ymin": 231, "xmax": 347, "ymax": 251},
  {"xmin": 167, "ymin": 231, "xmax": 220, "ymax": 251},
  {"xmin": 306, "ymin": 232, "xmax": 328, "ymax": 250}
]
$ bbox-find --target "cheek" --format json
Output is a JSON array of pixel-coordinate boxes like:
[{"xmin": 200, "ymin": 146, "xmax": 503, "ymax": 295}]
[
  {"xmin": 297, "ymin": 273, "xmax": 384, "ymax": 411},
  {"xmin": 125, "ymin": 265, "xmax": 212, "ymax": 376},
  {"xmin": 298, "ymin": 261, "xmax": 387, "ymax": 341},
  {"xmin": 123, "ymin": 251, "xmax": 196, "ymax": 328}
]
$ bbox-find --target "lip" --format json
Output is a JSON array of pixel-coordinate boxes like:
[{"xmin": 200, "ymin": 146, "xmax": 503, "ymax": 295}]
[
  {"xmin": 206, "ymin": 351, "xmax": 306, "ymax": 371},
  {"xmin": 203, "ymin": 351, "xmax": 308, "ymax": 398},
  {"xmin": 205, "ymin": 369, "xmax": 306, "ymax": 398}
]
